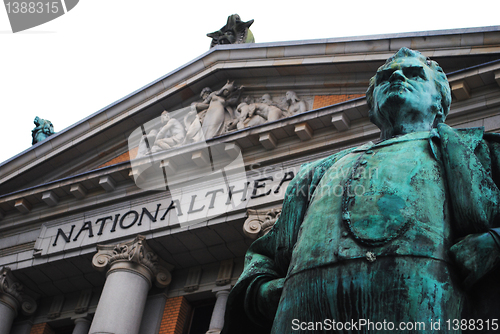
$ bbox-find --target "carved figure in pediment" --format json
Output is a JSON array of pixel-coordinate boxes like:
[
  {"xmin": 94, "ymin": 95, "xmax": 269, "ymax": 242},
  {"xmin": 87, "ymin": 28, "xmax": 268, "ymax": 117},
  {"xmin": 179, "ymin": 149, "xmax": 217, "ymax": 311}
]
[
  {"xmin": 182, "ymin": 109, "xmax": 204, "ymax": 144},
  {"xmin": 284, "ymin": 90, "xmax": 308, "ymax": 117},
  {"xmin": 136, "ymin": 129, "xmax": 158, "ymax": 158},
  {"xmin": 233, "ymin": 102, "xmax": 266, "ymax": 130},
  {"xmin": 31, "ymin": 116, "xmax": 55, "ymax": 145},
  {"xmin": 251, "ymin": 103, "xmax": 284, "ymax": 122},
  {"xmin": 151, "ymin": 111, "xmax": 186, "ymax": 152},
  {"xmin": 207, "ymin": 14, "xmax": 255, "ymax": 49},
  {"xmin": 199, "ymin": 80, "xmax": 243, "ymax": 139}
]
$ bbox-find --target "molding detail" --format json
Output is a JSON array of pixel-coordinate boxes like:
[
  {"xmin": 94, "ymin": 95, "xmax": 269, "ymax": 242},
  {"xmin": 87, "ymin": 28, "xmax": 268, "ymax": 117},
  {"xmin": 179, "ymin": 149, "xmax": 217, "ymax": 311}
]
[
  {"xmin": 92, "ymin": 235, "xmax": 172, "ymax": 288},
  {"xmin": 0, "ymin": 267, "xmax": 37, "ymax": 316},
  {"xmin": 184, "ymin": 266, "xmax": 202, "ymax": 292},
  {"xmin": 215, "ymin": 259, "xmax": 233, "ymax": 286},
  {"xmin": 243, "ymin": 207, "xmax": 282, "ymax": 239}
]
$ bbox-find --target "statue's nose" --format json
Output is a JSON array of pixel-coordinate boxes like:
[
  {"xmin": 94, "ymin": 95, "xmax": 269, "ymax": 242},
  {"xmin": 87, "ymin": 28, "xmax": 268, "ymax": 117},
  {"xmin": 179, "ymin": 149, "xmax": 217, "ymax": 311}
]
[{"xmin": 389, "ymin": 69, "xmax": 405, "ymax": 82}]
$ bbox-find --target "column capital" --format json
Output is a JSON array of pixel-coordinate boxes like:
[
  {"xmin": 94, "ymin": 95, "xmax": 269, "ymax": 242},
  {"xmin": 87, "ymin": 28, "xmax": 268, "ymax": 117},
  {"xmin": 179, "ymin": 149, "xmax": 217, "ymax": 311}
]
[
  {"xmin": 243, "ymin": 207, "xmax": 281, "ymax": 239},
  {"xmin": 0, "ymin": 267, "xmax": 37, "ymax": 316},
  {"xmin": 92, "ymin": 235, "xmax": 172, "ymax": 288}
]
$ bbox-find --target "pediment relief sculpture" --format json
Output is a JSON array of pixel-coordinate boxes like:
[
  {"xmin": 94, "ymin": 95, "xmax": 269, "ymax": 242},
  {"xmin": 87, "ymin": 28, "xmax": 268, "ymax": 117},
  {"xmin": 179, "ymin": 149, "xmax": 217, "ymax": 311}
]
[{"xmin": 134, "ymin": 83, "xmax": 310, "ymax": 158}]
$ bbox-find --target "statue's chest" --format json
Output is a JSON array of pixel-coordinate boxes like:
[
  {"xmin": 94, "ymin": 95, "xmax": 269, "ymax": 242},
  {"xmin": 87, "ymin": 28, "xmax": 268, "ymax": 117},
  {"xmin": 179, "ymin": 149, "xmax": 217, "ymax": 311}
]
[{"xmin": 314, "ymin": 137, "xmax": 448, "ymax": 246}]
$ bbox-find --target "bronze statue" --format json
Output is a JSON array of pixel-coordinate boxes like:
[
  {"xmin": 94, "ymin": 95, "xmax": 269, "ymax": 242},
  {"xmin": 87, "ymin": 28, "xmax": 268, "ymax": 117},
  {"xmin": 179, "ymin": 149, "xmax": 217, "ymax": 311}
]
[
  {"xmin": 207, "ymin": 14, "xmax": 255, "ymax": 49},
  {"xmin": 222, "ymin": 48, "xmax": 500, "ymax": 333},
  {"xmin": 31, "ymin": 116, "xmax": 55, "ymax": 145}
]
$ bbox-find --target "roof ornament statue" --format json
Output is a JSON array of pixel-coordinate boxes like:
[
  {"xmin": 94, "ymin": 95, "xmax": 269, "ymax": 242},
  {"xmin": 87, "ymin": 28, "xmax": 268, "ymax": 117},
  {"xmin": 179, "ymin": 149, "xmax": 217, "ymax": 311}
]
[
  {"xmin": 31, "ymin": 116, "xmax": 55, "ymax": 145},
  {"xmin": 207, "ymin": 14, "xmax": 255, "ymax": 48}
]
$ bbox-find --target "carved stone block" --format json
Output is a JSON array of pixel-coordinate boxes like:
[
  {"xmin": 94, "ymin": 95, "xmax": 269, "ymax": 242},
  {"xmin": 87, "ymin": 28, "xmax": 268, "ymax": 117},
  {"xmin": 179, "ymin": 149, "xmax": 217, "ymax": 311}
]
[
  {"xmin": 184, "ymin": 267, "xmax": 202, "ymax": 292},
  {"xmin": 41, "ymin": 191, "xmax": 59, "ymax": 207},
  {"xmin": 215, "ymin": 259, "xmax": 233, "ymax": 286},
  {"xmin": 451, "ymin": 80, "xmax": 470, "ymax": 101},
  {"xmin": 331, "ymin": 113, "xmax": 351, "ymax": 131},
  {"xmin": 99, "ymin": 176, "xmax": 116, "ymax": 192},
  {"xmin": 47, "ymin": 295, "xmax": 64, "ymax": 319},
  {"xmin": 70, "ymin": 184, "xmax": 87, "ymax": 199},
  {"xmin": 14, "ymin": 199, "xmax": 31, "ymax": 214},
  {"xmin": 294, "ymin": 122, "xmax": 314, "ymax": 141},
  {"xmin": 259, "ymin": 133, "xmax": 277, "ymax": 150}
]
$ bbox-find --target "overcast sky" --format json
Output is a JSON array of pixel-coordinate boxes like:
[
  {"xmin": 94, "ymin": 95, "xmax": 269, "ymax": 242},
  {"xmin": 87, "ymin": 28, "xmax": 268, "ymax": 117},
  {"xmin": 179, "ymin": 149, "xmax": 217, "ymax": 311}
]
[{"xmin": 0, "ymin": 0, "xmax": 498, "ymax": 167}]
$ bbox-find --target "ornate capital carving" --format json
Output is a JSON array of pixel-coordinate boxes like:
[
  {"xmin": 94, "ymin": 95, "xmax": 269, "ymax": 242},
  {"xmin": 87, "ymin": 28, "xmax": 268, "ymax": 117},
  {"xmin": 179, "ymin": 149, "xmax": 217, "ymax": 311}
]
[
  {"xmin": 0, "ymin": 267, "xmax": 37, "ymax": 316},
  {"xmin": 243, "ymin": 208, "xmax": 281, "ymax": 239},
  {"xmin": 92, "ymin": 235, "xmax": 172, "ymax": 289}
]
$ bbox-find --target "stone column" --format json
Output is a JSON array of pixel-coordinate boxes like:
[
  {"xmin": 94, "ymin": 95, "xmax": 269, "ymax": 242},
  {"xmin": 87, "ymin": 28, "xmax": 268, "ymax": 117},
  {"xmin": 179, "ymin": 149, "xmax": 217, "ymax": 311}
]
[
  {"xmin": 72, "ymin": 318, "xmax": 91, "ymax": 334},
  {"xmin": 89, "ymin": 235, "xmax": 172, "ymax": 334},
  {"xmin": 206, "ymin": 285, "xmax": 231, "ymax": 334},
  {"xmin": 0, "ymin": 267, "xmax": 37, "ymax": 334}
]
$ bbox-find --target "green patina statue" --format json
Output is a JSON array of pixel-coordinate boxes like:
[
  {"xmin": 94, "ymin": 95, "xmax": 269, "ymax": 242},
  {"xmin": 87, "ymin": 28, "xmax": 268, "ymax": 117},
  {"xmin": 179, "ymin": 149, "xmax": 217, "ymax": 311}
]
[
  {"xmin": 31, "ymin": 116, "xmax": 55, "ymax": 145},
  {"xmin": 222, "ymin": 48, "xmax": 500, "ymax": 333},
  {"xmin": 207, "ymin": 14, "xmax": 254, "ymax": 49}
]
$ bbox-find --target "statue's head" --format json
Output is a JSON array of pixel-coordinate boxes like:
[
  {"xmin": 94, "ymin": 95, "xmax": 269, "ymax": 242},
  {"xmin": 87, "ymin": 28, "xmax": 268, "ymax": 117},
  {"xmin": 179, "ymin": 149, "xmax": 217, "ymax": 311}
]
[
  {"xmin": 366, "ymin": 48, "xmax": 451, "ymax": 137},
  {"xmin": 200, "ymin": 87, "xmax": 212, "ymax": 100},
  {"xmin": 261, "ymin": 94, "xmax": 272, "ymax": 103},
  {"xmin": 34, "ymin": 116, "xmax": 40, "ymax": 125},
  {"xmin": 286, "ymin": 91, "xmax": 299, "ymax": 103},
  {"xmin": 161, "ymin": 111, "xmax": 171, "ymax": 123}
]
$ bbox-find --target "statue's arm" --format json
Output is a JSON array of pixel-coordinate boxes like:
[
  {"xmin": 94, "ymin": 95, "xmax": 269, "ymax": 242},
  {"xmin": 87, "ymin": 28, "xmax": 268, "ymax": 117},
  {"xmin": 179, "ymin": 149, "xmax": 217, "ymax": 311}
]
[{"xmin": 447, "ymin": 131, "xmax": 500, "ymax": 289}]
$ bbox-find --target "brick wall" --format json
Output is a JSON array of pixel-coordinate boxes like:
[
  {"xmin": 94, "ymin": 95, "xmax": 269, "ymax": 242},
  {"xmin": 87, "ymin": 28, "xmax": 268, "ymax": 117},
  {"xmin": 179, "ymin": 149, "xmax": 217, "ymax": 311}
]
[
  {"xmin": 312, "ymin": 94, "xmax": 365, "ymax": 109},
  {"xmin": 29, "ymin": 323, "xmax": 55, "ymax": 334},
  {"xmin": 159, "ymin": 296, "xmax": 192, "ymax": 334}
]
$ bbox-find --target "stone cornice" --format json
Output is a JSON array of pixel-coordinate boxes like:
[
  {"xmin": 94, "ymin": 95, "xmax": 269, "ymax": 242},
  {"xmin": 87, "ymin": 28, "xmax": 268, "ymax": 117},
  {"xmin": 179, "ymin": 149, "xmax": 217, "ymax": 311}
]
[{"xmin": 92, "ymin": 235, "xmax": 172, "ymax": 289}]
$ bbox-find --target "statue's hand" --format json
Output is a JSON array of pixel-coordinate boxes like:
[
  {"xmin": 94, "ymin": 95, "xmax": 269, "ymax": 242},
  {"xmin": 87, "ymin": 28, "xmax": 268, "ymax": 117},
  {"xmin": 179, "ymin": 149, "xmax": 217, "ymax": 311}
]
[
  {"xmin": 450, "ymin": 232, "xmax": 500, "ymax": 289},
  {"xmin": 257, "ymin": 278, "xmax": 285, "ymax": 320}
]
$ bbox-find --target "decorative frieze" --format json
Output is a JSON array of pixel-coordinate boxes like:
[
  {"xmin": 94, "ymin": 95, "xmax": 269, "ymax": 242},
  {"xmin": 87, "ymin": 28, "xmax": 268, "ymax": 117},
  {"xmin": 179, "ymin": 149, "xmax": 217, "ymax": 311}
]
[
  {"xmin": 92, "ymin": 235, "xmax": 172, "ymax": 288},
  {"xmin": 243, "ymin": 207, "xmax": 282, "ymax": 239}
]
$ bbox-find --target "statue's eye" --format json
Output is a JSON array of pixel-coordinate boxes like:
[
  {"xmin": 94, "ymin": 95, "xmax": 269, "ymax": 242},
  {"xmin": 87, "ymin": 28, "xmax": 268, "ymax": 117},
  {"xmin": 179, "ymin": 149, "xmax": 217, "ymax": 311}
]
[
  {"xmin": 376, "ymin": 69, "xmax": 393, "ymax": 84},
  {"xmin": 403, "ymin": 66, "xmax": 426, "ymax": 80}
]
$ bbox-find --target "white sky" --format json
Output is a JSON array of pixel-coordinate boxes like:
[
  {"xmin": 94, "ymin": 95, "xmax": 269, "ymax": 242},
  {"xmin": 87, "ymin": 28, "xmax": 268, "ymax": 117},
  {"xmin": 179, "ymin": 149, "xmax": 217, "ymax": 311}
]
[{"xmin": 0, "ymin": 0, "xmax": 498, "ymax": 168}]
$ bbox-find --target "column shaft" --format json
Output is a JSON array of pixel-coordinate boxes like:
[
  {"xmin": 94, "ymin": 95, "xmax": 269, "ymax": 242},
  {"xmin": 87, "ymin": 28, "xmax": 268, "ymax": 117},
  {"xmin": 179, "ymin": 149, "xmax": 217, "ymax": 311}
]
[
  {"xmin": 207, "ymin": 290, "xmax": 230, "ymax": 334},
  {"xmin": 72, "ymin": 318, "xmax": 91, "ymax": 334},
  {"xmin": 0, "ymin": 299, "xmax": 17, "ymax": 334},
  {"xmin": 89, "ymin": 270, "xmax": 150, "ymax": 334}
]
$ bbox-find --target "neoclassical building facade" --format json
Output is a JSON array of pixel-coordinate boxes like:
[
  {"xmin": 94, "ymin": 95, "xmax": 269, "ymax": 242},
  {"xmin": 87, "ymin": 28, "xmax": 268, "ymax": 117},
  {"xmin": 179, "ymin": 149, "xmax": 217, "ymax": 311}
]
[{"xmin": 1, "ymin": 26, "xmax": 500, "ymax": 334}]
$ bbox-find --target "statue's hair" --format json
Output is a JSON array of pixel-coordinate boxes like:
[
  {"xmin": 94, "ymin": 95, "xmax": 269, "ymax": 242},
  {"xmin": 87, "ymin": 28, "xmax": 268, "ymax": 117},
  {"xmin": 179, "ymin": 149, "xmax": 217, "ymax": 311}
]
[
  {"xmin": 366, "ymin": 47, "xmax": 451, "ymax": 122},
  {"xmin": 200, "ymin": 87, "xmax": 212, "ymax": 96}
]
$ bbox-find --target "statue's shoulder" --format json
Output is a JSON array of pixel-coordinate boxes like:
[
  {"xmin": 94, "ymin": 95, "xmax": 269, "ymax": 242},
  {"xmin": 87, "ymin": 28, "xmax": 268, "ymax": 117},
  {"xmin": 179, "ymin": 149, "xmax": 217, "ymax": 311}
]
[{"xmin": 294, "ymin": 146, "xmax": 357, "ymax": 185}]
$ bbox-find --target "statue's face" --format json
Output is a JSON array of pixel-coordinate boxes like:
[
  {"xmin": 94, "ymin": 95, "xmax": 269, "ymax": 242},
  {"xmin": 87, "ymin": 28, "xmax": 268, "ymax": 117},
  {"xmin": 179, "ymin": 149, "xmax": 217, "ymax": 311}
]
[
  {"xmin": 161, "ymin": 112, "xmax": 171, "ymax": 123},
  {"xmin": 371, "ymin": 56, "xmax": 440, "ymax": 130}
]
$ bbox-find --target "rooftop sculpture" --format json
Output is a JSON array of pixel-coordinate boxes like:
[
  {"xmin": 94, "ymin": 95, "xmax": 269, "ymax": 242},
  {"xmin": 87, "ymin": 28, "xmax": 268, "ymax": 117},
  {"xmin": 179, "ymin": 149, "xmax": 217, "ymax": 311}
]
[
  {"xmin": 31, "ymin": 116, "xmax": 55, "ymax": 145},
  {"xmin": 207, "ymin": 14, "xmax": 255, "ymax": 48}
]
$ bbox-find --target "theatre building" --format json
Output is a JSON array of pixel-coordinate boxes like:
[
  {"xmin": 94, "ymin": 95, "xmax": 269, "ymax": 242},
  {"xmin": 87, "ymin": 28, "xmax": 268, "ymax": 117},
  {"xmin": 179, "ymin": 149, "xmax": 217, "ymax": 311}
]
[{"xmin": 1, "ymin": 26, "xmax": 500, "ymax": 334}]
